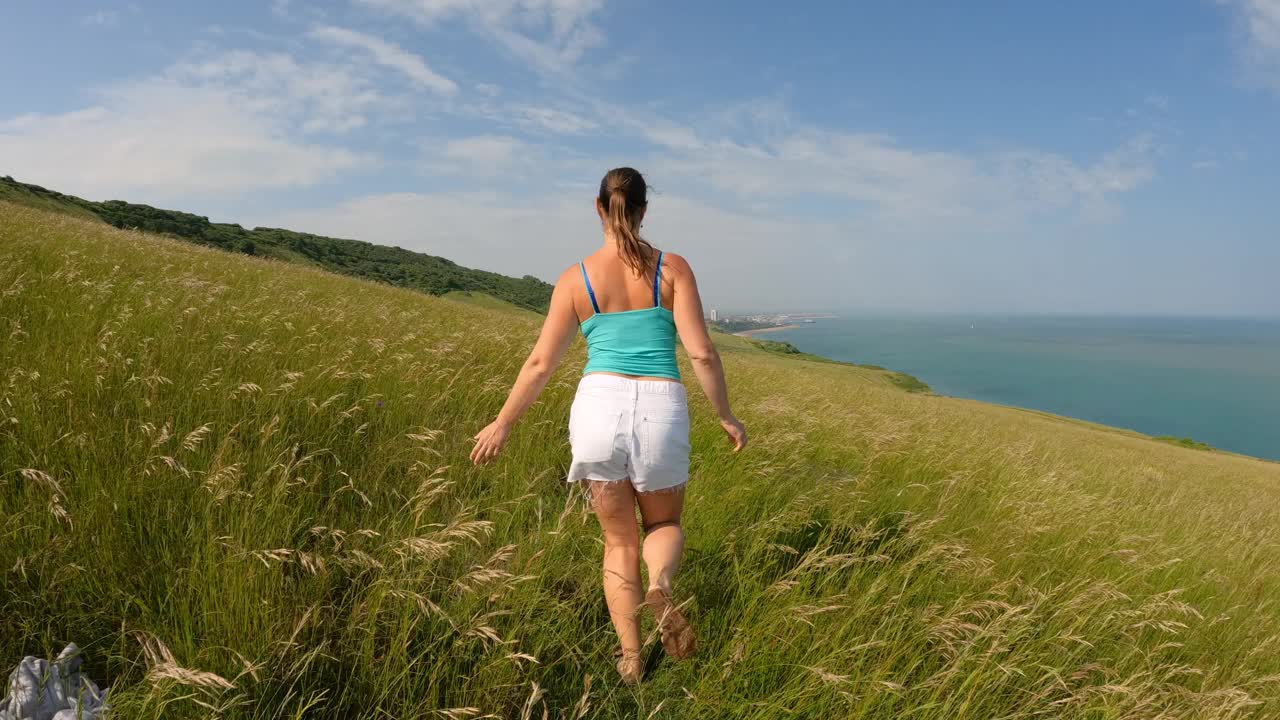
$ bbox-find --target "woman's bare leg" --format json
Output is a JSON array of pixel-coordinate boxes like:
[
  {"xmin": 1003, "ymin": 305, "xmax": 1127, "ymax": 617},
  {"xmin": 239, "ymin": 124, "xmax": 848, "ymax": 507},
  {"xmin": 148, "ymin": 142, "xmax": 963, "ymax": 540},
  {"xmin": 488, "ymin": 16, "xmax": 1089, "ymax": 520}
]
[
  {"xmin": 636, "ymin": 485, "xmax": 685, "ymax": 593},
  {"xmin": 636, "ymin": 484, "xmax": 696, "ymax": 658},
  {"xmin": 588, "ymin": 480, "xmax": 643, "ymax": 655}
]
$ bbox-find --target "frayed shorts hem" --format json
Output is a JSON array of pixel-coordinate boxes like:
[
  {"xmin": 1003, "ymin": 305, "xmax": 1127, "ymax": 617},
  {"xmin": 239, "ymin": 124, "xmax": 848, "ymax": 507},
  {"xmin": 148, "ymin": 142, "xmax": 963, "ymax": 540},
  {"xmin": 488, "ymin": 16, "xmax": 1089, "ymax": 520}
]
[{"xmin": 576, "ymin": 477, "xmax": 688, "ymax": 505}]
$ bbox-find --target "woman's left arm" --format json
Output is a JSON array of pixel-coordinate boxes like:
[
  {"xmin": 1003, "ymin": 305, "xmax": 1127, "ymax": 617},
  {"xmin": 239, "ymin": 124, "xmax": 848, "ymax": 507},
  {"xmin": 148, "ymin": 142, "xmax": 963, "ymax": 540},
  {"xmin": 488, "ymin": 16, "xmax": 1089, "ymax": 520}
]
[{"xmin": 471, "ymin": 272, "xmax": 580, "ymax": 464}]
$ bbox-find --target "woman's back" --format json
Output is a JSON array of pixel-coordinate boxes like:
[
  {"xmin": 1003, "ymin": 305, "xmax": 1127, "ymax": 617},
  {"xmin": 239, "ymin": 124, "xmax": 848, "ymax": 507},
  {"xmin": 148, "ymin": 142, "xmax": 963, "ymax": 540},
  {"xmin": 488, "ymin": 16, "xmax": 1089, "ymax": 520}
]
[
  {"xmin": 576, "ymin": 249, "xmax": 679, "ymax": 380},
  {"xmin": 574, "ymin": 249, "xmax": 673, "ymax": 316}
]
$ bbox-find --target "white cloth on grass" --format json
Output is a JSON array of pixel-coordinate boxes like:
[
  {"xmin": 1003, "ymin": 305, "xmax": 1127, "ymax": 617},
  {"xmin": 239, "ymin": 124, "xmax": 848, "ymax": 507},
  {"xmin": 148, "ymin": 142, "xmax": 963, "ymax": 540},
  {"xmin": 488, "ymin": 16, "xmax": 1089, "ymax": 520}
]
[{"xmin": 0, "ymin": 644, "xmax": 109, "ymax": 720}]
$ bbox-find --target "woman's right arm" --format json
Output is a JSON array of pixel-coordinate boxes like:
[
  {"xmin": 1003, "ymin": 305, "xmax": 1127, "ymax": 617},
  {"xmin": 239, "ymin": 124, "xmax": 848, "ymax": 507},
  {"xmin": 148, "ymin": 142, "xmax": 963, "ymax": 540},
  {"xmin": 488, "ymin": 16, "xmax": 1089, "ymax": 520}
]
[{"xmin": 667, "ymin": 253, "xmax": 747, "ymax": 452}]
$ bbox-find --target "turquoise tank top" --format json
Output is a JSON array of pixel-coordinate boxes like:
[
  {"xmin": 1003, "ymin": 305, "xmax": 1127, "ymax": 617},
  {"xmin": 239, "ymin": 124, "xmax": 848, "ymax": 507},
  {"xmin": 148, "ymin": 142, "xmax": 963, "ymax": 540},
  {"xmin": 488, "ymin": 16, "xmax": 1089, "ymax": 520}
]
[{"xmin": 579, "ymin": 252, "xmax": 680, "ymax": 380}]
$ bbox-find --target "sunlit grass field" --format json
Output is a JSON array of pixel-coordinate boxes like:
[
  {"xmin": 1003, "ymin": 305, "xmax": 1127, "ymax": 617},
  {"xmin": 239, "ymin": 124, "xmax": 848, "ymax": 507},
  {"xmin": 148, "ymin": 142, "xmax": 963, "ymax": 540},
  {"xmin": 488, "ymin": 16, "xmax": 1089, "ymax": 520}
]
[{"xmin": 3, "ymin": 202, "xmax": 1279, "ymax": 719}]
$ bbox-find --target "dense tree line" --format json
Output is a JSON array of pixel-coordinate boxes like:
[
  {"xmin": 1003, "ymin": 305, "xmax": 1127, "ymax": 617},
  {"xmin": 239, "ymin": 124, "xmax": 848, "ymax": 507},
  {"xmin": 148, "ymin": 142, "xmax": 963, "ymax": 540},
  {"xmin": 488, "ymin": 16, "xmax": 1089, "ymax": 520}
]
[{"xmin": 1, "ymin": 176, "xmax": 554, "ymax": 311}]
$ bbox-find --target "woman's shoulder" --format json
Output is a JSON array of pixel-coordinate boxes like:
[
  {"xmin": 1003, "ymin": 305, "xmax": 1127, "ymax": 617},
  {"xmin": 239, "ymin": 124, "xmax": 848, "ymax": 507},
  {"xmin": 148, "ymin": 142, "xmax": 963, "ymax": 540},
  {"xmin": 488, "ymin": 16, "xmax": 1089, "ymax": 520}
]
[
  {"xmin": 548, "ymin": 263, "xmax": 585, "ymax": 295},
  {"xmin": 658, "ymin": 250, "xmax": 693, "ymax": 277}
]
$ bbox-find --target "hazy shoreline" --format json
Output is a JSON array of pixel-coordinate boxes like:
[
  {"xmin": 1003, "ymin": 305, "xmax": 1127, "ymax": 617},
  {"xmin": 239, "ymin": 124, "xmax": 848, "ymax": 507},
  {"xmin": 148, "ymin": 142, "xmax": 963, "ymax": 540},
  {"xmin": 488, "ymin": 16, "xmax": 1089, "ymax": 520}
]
[
  {"xmin": 733, "ymin": 324, "xmax": 803, "ymax": 337},
  {"xmin": 750, "ymin": 314, "xmax": 1280, "ymax": 461}
]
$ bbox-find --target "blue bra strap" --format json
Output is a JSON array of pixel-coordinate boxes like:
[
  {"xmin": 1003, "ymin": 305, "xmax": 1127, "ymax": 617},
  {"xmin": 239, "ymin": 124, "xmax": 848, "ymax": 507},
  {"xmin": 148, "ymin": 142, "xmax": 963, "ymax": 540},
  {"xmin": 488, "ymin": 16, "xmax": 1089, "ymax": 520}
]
[
  {"xmin": 580, "ymin": 261, "xmax": 600, "ymax": 314},
  {"xmin": 652, "ymin": 251, "xmax": 665, "ymax": 307}
]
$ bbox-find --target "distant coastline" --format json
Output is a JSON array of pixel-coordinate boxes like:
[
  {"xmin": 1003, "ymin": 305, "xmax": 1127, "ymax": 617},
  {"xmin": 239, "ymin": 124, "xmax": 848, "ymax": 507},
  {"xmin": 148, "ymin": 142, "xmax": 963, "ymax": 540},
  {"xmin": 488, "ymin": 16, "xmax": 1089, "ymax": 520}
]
[
  {"xmin": 749, "ymin": 314, "xmax": 1280, "ymax": 461},
  {"xmin": 714, "ymin": 313, "xmax": 834, "ymax": 337},
  {"xmin": 733, "ymin": 324, "xmax": 803, "ymax": 337}
]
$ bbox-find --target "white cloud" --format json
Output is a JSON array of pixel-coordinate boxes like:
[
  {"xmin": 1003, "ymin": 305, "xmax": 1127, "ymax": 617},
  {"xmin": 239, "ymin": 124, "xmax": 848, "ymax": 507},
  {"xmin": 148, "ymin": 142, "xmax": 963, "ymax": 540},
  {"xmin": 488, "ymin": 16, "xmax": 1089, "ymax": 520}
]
[
  {"xmin": 1229, "ymin": 0, "xmax": 1280, "ymax": 90},
  {"xmin": 0, "ymin": 51, "xmax": 379, "ymax": 200},
  {"xmin": 310, "ymin": 25, "xmax": 458, "ymax": 95},
  {"xmin": 442, "ymin": 135, "xmax": 522, "ymax": 162},
  {"xmin": 418, "ymin": 133, "xmax": 586, "ymax": 181},
  {"xmin": 1240, "ymin": 0, "xmax": 1280, "ymax": 51},
  {"xmin": 434, "ymin": 135, "xmax": 528, "ymax": 173},
  {"xmin": 1000, "ymin": 134, "xmax": 1157, "ymax": 220},
  {"xmin": 642, "ymin": 124, "xmax": 704, "ymax": 151},
  {"xmin": 649, "ymin": 129, "xmax": 1157, "ymax": 228},
  {"xmin": 0, "ymin": 96, "xmax": 369, "ymax": 201},
  {"xmin": 355, "ymin": 0, "xmax": 605, "ymax": 71},
  {"xmin": 512, "ymin": 104, "xmax": 597, "ymax": 134},
  {"xmin": 168, "ymin": 50, "xmax": 390, "ymax": 133}
]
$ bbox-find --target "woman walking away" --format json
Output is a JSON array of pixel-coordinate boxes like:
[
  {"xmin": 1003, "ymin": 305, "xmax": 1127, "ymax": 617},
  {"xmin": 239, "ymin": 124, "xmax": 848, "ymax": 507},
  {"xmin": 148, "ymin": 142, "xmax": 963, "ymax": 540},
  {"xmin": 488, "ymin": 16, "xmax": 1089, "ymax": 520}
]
[{"xmin": 470, "ymin": 167, "xmax": 748, "ymax": 685}]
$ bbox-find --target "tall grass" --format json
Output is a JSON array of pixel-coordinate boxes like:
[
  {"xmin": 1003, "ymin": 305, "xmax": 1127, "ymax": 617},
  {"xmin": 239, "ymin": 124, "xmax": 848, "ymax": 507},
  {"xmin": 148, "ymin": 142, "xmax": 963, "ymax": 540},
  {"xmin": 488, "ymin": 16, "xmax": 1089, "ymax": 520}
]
[{"xmin": 2, "ymin": 202, "xmax": 1279, "ymax": 718}]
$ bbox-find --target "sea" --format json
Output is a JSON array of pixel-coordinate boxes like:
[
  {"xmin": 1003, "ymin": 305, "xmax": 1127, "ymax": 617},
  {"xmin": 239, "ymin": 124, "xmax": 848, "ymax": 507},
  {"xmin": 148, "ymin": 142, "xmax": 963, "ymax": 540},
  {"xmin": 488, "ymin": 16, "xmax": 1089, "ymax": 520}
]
[{"xmin": 765, "ymin": 315, "xmax": 1280, "ymax": 462}]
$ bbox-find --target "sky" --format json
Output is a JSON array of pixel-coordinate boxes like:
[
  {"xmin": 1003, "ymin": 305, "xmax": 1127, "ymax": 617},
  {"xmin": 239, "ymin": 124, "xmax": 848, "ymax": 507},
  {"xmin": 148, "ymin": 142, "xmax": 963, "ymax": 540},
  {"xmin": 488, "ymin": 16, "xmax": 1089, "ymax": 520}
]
[{"xmin": 2, "ymin": 0, "xmax": 1278, "ymax": 315}]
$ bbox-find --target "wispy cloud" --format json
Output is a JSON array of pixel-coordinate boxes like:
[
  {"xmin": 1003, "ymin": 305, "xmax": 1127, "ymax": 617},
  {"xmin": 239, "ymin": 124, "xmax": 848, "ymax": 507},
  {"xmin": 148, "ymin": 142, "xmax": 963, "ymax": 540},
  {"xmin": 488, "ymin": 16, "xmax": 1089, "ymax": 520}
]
[
  {"xmin": 169, "ymin": 49, "xmax": 390, "ymax": 133},
  {"xmin": 310, "ymin": 25, "xmax": 458, "ymax": 95},
  {"xmin": 81, "ymin": 10, "xmax": 119, "ymax": 26},
  {"xmin": 0, "ymin": 94, "xmax": 369, "ymax": 200},
  {"xmin": 511, "ymin": 104, "xmax": 598, "ymax": 134},
  {"xmin": 442, "ymin": 135, "xmax": 524, "ymax": 163},
  {"xmin": 649, "ymin": 128, "xmax": 1157, "ymax": 227},
  {"xmin": 998, "ymin": 134, "xmax": 1157, "ymax": 221},
  {"xmin": 1227, "ymin": 0, "xmax": 1280, "ymax": 90},
  {"xmin": 641, "ymin": 123, "xmax": 705, "ymax": 151},
  {"xmin": 355, "ymin": 0, "xmax": 606, "ymax": 72},
  {"xmin": 428, "ymin": 134, "xmax": 534, "ymax": 176},
  {"xmin": 1240, "ymin": 0, "xmax": 1280, "ymax": 52},
  {"xmin": 0, "ymin": 49, "xmax": 381, "ymax": 199}
]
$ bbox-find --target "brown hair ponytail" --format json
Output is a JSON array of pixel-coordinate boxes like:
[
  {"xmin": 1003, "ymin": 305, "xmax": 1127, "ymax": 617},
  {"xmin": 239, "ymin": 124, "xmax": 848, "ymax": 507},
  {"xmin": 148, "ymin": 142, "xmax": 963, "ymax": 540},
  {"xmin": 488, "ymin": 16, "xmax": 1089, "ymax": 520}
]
[{"xmin": 599, "ymin": 167, "xmax": 655, "ymax": 276}]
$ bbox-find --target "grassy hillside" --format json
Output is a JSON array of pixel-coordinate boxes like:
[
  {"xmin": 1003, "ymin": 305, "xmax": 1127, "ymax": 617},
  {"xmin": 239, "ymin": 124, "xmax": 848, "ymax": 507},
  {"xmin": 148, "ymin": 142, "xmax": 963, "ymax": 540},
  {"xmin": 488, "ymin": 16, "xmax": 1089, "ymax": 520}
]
[
  {"xmin": 0, "ymin": 176, "xmax": 554, "ymax": 311},
  {"xmin": 2, "ymin": 201, "xmax": 1279, "ymax": 719},
  {"xmin": 744, "ymin": 338, "xmax": 932, "ymax": 393}
]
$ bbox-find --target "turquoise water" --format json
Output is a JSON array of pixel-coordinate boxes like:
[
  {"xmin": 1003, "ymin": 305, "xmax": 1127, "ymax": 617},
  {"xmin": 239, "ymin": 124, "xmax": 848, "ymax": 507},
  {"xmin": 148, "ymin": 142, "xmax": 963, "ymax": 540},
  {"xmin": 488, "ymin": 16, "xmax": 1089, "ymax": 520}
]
[{"xmin": 767, "ymin": 316, "xmax": 1280, "ymax": 461}]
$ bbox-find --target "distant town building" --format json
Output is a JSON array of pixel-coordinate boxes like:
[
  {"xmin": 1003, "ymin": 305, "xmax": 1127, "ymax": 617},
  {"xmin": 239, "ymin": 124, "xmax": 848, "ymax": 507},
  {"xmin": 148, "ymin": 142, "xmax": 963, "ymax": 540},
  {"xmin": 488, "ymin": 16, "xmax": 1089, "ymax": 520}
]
[{"xmin": 710, "ymin": 308, "xmax": 719, "ymax": 322}]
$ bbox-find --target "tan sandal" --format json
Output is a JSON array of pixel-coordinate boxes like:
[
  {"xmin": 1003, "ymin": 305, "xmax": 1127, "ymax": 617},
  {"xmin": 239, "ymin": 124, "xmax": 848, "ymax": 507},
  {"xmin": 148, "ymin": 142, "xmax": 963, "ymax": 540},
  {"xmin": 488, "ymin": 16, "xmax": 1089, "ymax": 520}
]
[
  {"xmin": 645, "ymin": 588, "xmax": 696, "ymax": 659},
  {"xmin": 615, "ymin": 648, "xmax": 642, "ymax": 685}
]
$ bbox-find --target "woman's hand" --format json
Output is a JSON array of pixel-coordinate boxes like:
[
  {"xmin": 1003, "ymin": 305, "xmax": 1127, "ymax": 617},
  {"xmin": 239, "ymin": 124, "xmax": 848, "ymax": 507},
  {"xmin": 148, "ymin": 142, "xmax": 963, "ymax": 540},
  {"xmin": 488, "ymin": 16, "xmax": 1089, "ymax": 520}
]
[
  {"xmin": 471, "ymin": 420, "xmax": 512, "ymax": 465},
  {"xmin": 720, "ymin": 415, "xmax": 747, "ymax": 452}
]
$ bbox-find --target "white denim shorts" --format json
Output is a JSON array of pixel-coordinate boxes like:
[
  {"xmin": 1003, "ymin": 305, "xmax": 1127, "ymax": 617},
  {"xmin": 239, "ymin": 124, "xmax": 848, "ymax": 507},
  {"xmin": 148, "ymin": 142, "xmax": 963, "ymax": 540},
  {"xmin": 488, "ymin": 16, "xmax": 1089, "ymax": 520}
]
[{"xmin": 566, "ymin": 374, "xmax": 691, "ymax": 493}]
